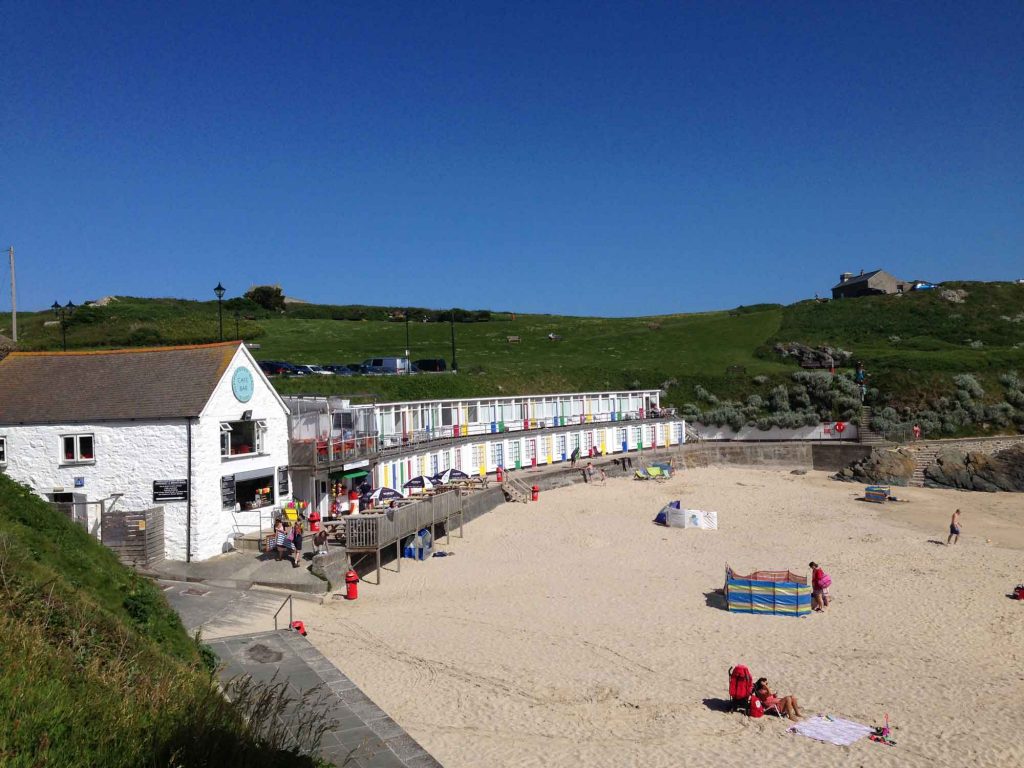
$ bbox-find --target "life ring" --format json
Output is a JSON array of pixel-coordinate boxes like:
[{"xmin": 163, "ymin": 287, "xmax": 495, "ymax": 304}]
[{"xmin": 834, "ymin": 421, "xmax": 846, "ymax": 434}]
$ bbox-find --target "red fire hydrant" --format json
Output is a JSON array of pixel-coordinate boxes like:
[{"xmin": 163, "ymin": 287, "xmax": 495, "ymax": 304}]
[
  {"xmin": 308, "ymin": 509, "xmax": 321, "ymax": 533},
  {"xmin": 496, "ymin": 466, "xmax": 504, "ymax": 483},
  {"xmin": 345, "ymin": 569, "xmax": 359, "ymax": 600},
  {"xmin": 531, "ymin": 485, "xmax": 539, "ymax": 502}
]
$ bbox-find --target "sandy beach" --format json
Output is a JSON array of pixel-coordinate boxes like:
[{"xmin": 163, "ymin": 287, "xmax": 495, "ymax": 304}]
[{"xmin": 304, "ymin": 467, "xmax": 1024, "ymax": 768}]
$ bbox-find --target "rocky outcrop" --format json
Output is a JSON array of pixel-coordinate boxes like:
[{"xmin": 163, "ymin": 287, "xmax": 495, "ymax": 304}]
[
  {"xmin": 774, "ymin": 342, "xmax": 852, "ymax": 369},
  {"xmin": 924, "ymin": 445, "xmax": 1024, "ymax": 492},
  {"xmin": 0, "ymin": 334, "xmax": 15, "ymax": 363},
  {"xmin": 834, "ymin": 447, "xmax": 915, "ymax": 486}
]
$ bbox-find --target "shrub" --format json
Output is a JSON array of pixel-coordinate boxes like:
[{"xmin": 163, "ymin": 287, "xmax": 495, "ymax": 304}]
[
  {"xmin": 769, "ymin": 385, "xmax": 790, "ymax": 412},
  {"xmin": 745, "ymin": 394, "xmax": 763, "ymax": 409},
  {"xmin": 953, "ymin": 374, "xmax": 984, "ymax": 399},
  {"xmin": 694, "ymin": 385, "xmax": 718, "ymax": 404},
  {"xmin": 752, "ymin": 375, "xmax": 769, "ymax": 385}
]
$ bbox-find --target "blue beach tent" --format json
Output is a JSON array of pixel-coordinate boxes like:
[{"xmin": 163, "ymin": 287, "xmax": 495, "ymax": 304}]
[{"xmin": 724, "ymin": 565, "xmax": 811, "ymax": 617}]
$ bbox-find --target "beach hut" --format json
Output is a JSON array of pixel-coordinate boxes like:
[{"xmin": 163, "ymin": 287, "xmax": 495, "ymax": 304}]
[{"xmin": 724, "ymin": 566, "xmax": 811, "ymax": 617}]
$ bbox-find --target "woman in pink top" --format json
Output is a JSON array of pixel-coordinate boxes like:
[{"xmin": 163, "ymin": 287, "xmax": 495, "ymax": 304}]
[{"xmin": 809, "ymin": 561, "xmax": 830, "ymax": 612}]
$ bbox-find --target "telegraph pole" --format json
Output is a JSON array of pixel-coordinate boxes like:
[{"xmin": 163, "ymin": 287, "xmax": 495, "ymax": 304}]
[{"xmin": 8, "ymin": 246, "xmax": 16, "ymax": 343}]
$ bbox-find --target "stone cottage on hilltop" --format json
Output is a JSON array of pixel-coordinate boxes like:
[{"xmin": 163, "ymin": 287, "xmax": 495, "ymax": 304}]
[{"xmin": 832, "ymin": 270, "xmax": 909, "ymax": 299}]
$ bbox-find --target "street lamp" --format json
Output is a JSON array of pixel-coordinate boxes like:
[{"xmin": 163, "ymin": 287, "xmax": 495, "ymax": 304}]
[
  {"xmin": 51, "ymin": 300, "xmax": 75, "ymax": 351},
  {"xmin": 450, "ymin": 309, "xmax": 458, "ymax": 373},
  {"xmin": 405, "ymin": 308, "xmax": 411, "ymax": 359},
  {"xmin": 213, "ymin": 282, "xmax": 226, "ymax": 341}
]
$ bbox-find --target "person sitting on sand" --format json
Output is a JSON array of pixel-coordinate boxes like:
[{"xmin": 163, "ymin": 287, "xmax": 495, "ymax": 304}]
[
  {"xmin": 753, "ymin": 678, "xmax": 802, "ymax": 721},
  {"xmin": 948, "ymin": 509, "xmax": 962, "ymax": 545}
]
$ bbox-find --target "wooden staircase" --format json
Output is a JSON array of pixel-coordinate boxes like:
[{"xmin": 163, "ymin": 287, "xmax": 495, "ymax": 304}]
[
  {"xmin": 909, "ymin": 445, "xmax": 940, "ymax": 487},
  {"xmin": 501, "ymin": 477, "xmax": 533, "ymax": 503},
  {"xmin": 857, "ymin": 406, "xmax": 887, "ymax": 445}
]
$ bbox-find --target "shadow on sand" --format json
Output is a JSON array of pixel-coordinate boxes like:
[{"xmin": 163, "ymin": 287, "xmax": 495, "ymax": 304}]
[{"xmin": 704, "ymin": 589, "xmax": 728, "ymax": 611}]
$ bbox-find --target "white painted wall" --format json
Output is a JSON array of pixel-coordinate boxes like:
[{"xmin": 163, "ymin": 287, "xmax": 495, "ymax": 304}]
[
  {"xmin": 0, "ymin": 344, "xmax": 292, "ymax": 563},
  {"xmin": 690, "ymin": 422, "xmax": 859, "ymax": 442},
  {"xmin": 0, "ymin": 420, "xmax": 189, "ymax": 541},
  {"xmin": 194, "ymin": 345, "xmax": 291, "ymax": 560}
]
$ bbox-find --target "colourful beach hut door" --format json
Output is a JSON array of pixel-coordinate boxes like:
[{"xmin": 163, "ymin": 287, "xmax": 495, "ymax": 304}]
[{"xmin": 494, "ymin": 442, "xmax": 504, "ymax": 471}]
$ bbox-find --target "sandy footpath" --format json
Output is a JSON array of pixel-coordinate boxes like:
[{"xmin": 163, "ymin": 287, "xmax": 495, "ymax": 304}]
[{"xmin": 303, "ymin": 468, "xmax": 1024, "ymax": 768}]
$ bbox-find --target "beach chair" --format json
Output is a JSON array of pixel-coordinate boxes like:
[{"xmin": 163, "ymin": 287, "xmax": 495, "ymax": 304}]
[
  {"xmin": 646, "ymin": 466, "xmax": 670, "ymax": 482},
  {"xmin": 634, "ymin": 468, "xmax": 653, "ymax": 480}
]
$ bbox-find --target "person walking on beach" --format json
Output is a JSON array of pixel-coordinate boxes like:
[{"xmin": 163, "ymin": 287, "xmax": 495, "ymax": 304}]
[
  {"xmin": 809, "ymin": 562, "xmax": 830, "ymax": 612},
  {"xmin": 570, "ymin": 446, "xmax": 580, "ymax": 468},
  {"xmin": 948, "ymin": 509, "xmax": 962, "ymax": 545}
]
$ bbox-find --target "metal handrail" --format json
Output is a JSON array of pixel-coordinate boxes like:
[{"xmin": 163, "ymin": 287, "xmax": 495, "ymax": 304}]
[
  {"xmin": 273, "ymin": 594, "xmax": 293, "ymax": 631},
  {"xmin": 376, "ymin": 409, "xmax": 679, "ymax": 455}
]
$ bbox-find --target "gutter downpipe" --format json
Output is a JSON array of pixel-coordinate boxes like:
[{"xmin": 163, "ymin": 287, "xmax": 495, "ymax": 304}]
[{"xmin": 186, "ymin": 417, "xmax": 193, "ymax": 563}]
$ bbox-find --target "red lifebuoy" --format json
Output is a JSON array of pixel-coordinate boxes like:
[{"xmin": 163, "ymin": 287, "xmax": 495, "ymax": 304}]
[{"xmin": 834, "ymin": 421, "xmax": 846, "ymax": 434}]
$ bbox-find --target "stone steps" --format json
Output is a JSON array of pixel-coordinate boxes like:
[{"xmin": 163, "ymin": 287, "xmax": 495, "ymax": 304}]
[
  {"xmin": 909, "ymin": 447, "xmax": 940, "ymax": 487},
  {"xmin": 857, "ymin": 406, "xmax": 887, "ymax": 445}
]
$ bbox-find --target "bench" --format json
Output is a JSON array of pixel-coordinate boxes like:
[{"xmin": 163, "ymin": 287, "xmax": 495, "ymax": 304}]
[{"xmin": 507, "ymin": 336, "xmax": 521, "ymax": 343}]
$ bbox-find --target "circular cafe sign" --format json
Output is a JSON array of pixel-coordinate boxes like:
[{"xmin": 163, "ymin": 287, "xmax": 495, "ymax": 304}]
[{"xmin": 232, "ymin": 366, "xmax": 254, "ymax": 403}]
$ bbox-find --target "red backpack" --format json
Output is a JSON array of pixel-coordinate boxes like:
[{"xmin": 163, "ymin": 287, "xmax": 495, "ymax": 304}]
[{"xmin": 728, "ymin": 665, "xmax": 753, "ymax": 703}]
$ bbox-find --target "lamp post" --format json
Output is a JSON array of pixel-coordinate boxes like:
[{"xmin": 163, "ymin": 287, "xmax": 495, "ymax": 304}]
[
  {"xmin": 405, "ymin": 308, "xmax": 411, "ymax": 359},
  {"xmin": 214, "ymin": 282, "xmax": 226, "ymax": 341},
  {"xmin": 450, "ymin": 309, "xmax": 458, "ymax": 373},
  {"xmin": 51, "ymin": 300, "xmax": 75, "ymax": 351},
  {"xmin": 234, "ymin": 310, "xmax": 240, "ymax": 340}
]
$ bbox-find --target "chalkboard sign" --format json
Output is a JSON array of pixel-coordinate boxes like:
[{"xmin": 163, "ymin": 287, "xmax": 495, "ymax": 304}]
[
  {"xmin": 277, "ymin": 467, "xmax": 289, "ymax": 496},
  {"xmin": 221, "ymin": 475, "xmax": 236, "ymax": 509},
  {"xmin": 153, "ymin": 479, "xmax": 188, "ymax": 502}
]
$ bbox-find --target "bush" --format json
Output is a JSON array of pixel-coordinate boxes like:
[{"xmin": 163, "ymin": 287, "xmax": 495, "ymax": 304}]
[
  {"xmin": 244, "ymin": 285, "xmax": 286, "ymax": 312},
  {"xmin": 953, "ymin": 373, "xmax": 984, "ymax": 399},
  {"xmin": 769, "ymin": 385, "xmax": 790, "ymax": 412}
]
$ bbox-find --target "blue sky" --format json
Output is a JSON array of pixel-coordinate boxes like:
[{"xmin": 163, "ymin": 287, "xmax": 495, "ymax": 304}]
[{"xmin": 2, "ymin": 2, "xmax": 1021, "ymax": 316}]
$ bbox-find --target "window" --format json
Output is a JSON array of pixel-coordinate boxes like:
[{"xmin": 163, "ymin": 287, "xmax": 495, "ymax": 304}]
[
  {"xmin": 617, "ymin": 427, "xmax": 628, "ymax": 445},
  {"xmin": 220, "ymin": 420, "xmax": 267, "ymax": 458},
  {"xmin": 493, "ymin": 442, "xmax": 504, "ymax": 468},
  {"xmin": 471, "ymin": 444, "xmax": 484, "ymax": 468},
  {"xmin": 430, "ymin": 453, "xmax": 439, "ymax": 476},
  {"xmin": 440, "ymin": 450, "xmax": 450, "ymax": 471},
  {"xmin": 509, "ymin": 440, "xmax": 521, "ymax": 466},
  {"xmin": 583, "ymin": 431, "xmax": 594, "ymax": 450},
  {"xmin": 0, "ymin": 436, "xmax": 6, "ymax": 464},
  {"xmin": 556, "ymin": 434, "xmax": 566, "ymax": 456},
  {"xmin": 467, "ymin": 405, "xmax": 478, "ymax": 423},
  {"xmin": 61, "ymin": 434, "xmax": 94, "ymax": 464}
]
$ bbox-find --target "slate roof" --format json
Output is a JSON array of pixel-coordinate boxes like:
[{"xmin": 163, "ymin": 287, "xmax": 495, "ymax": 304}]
[
  {"xmin": 831, "ymin": 269, "xmax": 882, "ymax": 290},
  {"xmin": 0, "ymin": 342, "xmax": 239, "ymax": 424}
]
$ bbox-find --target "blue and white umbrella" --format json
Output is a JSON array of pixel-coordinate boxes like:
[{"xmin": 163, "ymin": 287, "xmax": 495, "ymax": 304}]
[
  {"xmin": 432, "ymin": 468, "xmax": 469, "ymax": 484},
  {"xmin": 367, "ymin": 486, "xmax": 405, "ymax": 502},
  {"xmin": 403, "ymin": 475, "xmax": 435, "ymax": 491}
]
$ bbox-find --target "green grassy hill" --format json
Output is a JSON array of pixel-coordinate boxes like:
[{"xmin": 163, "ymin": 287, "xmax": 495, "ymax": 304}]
[
  {"xmin": 0, "ymin": 475, "xmax": 324, "ymax": 767},
  {"xmin": 3, "ymin": 282, "xmax": 1023, "ymax": 436}
]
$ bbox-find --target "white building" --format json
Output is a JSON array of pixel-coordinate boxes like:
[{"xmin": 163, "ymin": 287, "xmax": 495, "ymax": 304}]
[
  {"xmin": 281, "ymin": 389, "xmax": 684, "ymax": 515},
  {"xmin": 0, "ymin": 342, "xmax": 292, "ymax": 561}
]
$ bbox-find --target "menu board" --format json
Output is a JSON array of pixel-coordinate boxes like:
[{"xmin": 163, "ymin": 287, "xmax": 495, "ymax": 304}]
[
  {"xmin": 220, "ymin": 475, "xmax": 236, "ymax": 509},
  {"xmin": 153, "ymin": 479, "xmax": 188, "ymax": 502},
  {"xmin": 277, "ymin": 467, "xmax": 289, "ymax": 496}
]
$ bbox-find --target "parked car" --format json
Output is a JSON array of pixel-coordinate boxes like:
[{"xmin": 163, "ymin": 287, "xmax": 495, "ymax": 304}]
[
  {"xmin": 361, "ymin": 357, "xmax": 412, "ymax": 375},
  {"xmin": 323, "ymin": 364, "xmax": 355, "ymax": 376},
  {"xmin": 258, "ymin": 360, "xmax": 297, "ymax": 376},
  {"xmin": 412, "ymin": 358, "xmax": 447, "ymax": 373},
  {"xmin": 294, "ymin": 364, "xmax": 333, "ymax": 376}
]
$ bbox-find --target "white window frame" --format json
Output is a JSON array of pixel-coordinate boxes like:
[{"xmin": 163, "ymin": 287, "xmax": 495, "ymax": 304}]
[
  {"xmin": 220, "ymin": 419, "xmax": 267, "ymax": 459},
  {"xmin": 0, "ymin": 436, "xmax": 6, "ymax": 465},
  {"xmin": 60, "ymin": 433, "xmax": 95, "ymax": 465}
]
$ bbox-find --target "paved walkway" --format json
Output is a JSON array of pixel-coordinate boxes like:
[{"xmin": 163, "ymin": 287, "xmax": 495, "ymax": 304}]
[
  {"xmin": 161, "ymin": 581, "xmax": 442, "ymax": 767},
  {"xmin": 149, "ymin": 548, "xmax": 329, "ymax": 593},
  {"xmin": 207, "ymin": 630, "xmax": 442, "ymax": 768}
]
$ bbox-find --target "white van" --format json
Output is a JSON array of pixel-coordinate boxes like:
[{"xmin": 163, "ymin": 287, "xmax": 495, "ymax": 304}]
[{"xmin": 361, "ymin": 357, "xmax": 412, "ymax": 375}]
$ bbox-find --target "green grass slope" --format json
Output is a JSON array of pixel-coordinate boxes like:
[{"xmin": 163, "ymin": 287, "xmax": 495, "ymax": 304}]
[
  {"xmin": 0, "ymin": 475, "xmax": 322, "ymax": 767},
  {"xmin": 3, "ymin": 283, "xmax": 1022, "ymax": 433}
]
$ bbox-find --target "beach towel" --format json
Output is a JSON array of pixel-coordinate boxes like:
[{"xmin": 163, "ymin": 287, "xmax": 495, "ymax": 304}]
[{"xmin": 789, "ymin": 716, "xmax": 872, "ymax": 746}]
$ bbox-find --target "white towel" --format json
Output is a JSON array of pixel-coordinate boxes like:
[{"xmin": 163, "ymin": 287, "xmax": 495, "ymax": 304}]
[{"xmin": 789, "ymin": 716, "xmax": 873, "ymax": 746}]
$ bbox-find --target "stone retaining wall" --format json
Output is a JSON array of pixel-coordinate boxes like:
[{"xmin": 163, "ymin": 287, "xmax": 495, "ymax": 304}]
[{"xmin": 915, "ymin": 435, "xmax": 1024, "ymax": 457}]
